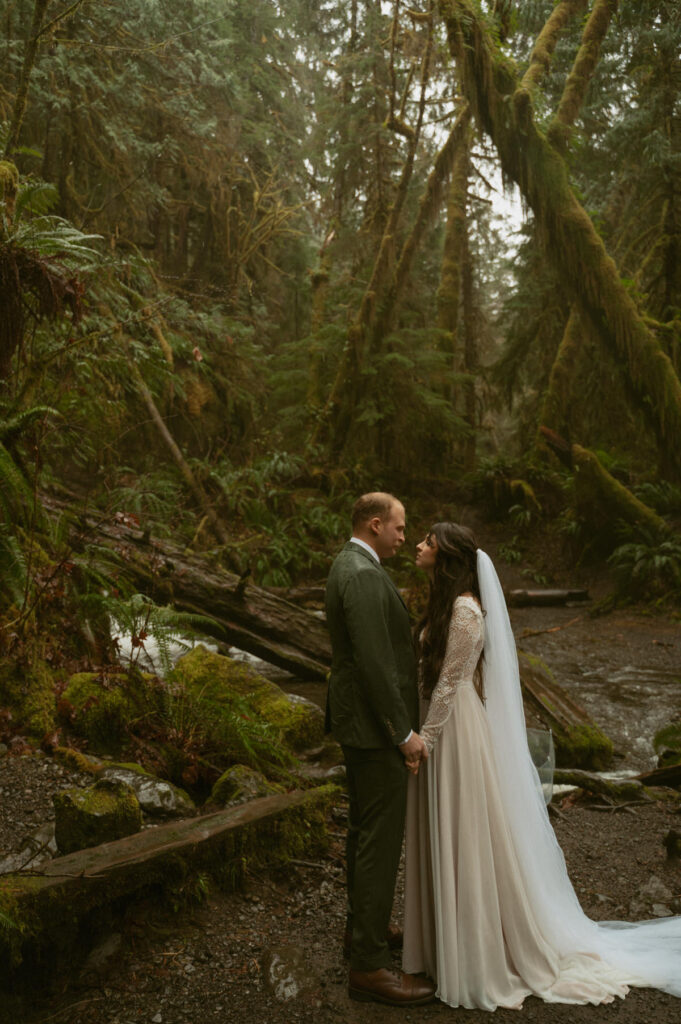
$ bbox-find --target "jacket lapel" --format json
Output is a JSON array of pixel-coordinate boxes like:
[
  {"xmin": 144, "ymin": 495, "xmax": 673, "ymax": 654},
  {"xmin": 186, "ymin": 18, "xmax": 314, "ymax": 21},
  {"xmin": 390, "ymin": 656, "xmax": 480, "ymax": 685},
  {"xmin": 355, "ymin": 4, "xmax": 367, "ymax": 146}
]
[{"xmin": 344, "ymin": 541, "xmax": 408, "ymax": 612}]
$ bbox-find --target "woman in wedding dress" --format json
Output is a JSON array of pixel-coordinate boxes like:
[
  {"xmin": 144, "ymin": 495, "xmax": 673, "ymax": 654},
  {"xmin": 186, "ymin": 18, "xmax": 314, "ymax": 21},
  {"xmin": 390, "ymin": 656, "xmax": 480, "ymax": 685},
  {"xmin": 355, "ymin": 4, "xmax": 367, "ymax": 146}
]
[{"xmin": 402, "ymin": 523, "xmax": 681, "ymax": 1011}]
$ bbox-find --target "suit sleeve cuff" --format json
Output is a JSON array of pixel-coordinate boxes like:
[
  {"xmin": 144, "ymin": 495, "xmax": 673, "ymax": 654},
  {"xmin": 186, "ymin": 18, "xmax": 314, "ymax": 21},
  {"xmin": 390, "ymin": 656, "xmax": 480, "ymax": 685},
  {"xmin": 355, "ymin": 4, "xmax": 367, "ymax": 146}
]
[{"xmin": 398, "ymin": 729, "xmax": 413, "ymax": 746}]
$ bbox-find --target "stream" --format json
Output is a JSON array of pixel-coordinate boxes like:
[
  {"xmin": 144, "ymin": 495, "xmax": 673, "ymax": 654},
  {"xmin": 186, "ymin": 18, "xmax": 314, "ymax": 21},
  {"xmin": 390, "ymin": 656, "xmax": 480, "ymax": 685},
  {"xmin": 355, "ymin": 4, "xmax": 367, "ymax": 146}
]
[{"xmin": 115, "ymin": 602, "xmax": 679, "ymax": 772}]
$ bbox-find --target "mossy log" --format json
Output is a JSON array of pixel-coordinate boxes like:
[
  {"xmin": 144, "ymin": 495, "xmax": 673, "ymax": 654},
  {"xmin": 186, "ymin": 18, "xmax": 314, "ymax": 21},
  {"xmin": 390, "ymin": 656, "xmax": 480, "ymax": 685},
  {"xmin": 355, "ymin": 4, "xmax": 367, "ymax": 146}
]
[
  {"xmin": 552, "ymin": 768, "xmax": 650, "ymax": 802},
  {"xmin": 540, "ymin": 430, "xmax": 669, "ymax": 540},
  {"xmin": 43, "ymin": 495, "xmax": 332, "ymax": 678},
  {"xmin": 440, "ymin": 0, "xmax": 681, "ymax": 477},
  {"xmin": 635, "ymin": 763, "xmax": 681, "ymax": 789},
  {"xmin": 518, "ymin": 650, "xmax": 614, "ymax": 770},
  {"xmin": 0, "ymin": 786, "xmax": 337, "ymax": 1007}
]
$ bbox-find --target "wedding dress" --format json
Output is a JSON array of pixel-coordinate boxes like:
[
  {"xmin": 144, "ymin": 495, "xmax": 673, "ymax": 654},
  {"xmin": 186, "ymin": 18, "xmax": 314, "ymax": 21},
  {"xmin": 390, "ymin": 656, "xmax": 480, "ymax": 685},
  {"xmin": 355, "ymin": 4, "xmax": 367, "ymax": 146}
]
[{"xmin": 403, "ymin": 552, "xmax": 681, "ymax": 1011}]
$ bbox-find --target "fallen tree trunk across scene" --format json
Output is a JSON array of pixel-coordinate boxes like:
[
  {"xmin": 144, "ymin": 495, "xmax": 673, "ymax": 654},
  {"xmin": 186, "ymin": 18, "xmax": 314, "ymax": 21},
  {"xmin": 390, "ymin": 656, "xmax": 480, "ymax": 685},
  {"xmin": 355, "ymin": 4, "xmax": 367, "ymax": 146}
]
[{"xmin": 46, "ymin": 498, "xmax": 333, "ymax": 679}]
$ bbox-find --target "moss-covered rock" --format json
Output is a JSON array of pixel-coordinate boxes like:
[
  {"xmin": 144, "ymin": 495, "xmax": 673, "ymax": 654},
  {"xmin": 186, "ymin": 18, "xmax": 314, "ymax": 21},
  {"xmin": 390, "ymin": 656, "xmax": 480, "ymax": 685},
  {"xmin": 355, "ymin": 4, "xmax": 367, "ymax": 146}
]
[
  {"xmin": 0, "ymin": 657, "xmax": 56, "ymax": 738},
  {"xmin": 172, "ymin": 646, "xmax": 325, "ymax": 753},
  {"xmin": 53, "ymin": 779, "xmax": 142, "ymax": 855},
  {"xmin": 211, "ymin": 765, "xmax": 285, "ymax": 807},
  {"xmin": 60, "ymin": 671, "xmax": 158, "ymax": 753},
  {"xmin": 102, "ymin": 763, "xmax": 196, "ymax": 818},
  {"xmin": 653, "ymin": 720, "xmax": 681, "ymax": 767},
  {"xmin": 519, "ymin": 651, "xmax": 614, "ymax": 770}
]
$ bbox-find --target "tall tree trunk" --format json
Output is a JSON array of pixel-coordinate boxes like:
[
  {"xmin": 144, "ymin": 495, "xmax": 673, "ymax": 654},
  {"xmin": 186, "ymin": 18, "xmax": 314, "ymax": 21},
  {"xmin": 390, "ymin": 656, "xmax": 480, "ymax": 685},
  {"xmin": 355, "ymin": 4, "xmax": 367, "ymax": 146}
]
[
  {"xmin": 440, "ymin": 0, "xmax": 681, "ymax": 477},
  {"xmin": 312, "ymin": 6, "xmax": 434, "ymax": 456},
  {"xmin": 436, "ymin": 121, "xmax": 471, "ymax": 406},
  {"xmin": 538, "ymin": 308, "xmax": 582, "ymax": 438},
  {"xmin": 461, "ymin": 224, "xmax": 477, "ymax": 470},
  {"xmin": 371, "ymin": 106, "xmax": 471, "ymax": 354},
  {"xmin": 4, "ymin": 0, "xmax": 52, "ymax": 158}
]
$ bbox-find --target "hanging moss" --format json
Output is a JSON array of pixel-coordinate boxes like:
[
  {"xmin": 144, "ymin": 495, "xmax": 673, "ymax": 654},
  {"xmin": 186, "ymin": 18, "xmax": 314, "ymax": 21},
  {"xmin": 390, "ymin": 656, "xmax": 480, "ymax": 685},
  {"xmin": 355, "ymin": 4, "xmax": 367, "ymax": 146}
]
[
  {"xmin": 0, "ymin": 161, "xmax": 19, "ymax": 227},
  {"xmin": 548, "ymin": 0, "xmax": 618, "ymax": 150},
  {"xmin": 439, "ymin": 0, "xmax": 681, "ymax": 478},
  {"xmin": 517, "ymin": 0, "xmax": 588, "ymax": 95}
]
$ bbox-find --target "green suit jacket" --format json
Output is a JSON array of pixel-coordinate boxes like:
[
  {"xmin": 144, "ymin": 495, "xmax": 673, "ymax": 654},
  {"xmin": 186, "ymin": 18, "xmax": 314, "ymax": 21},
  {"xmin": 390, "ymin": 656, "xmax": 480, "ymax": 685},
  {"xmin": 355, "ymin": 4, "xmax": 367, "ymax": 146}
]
[{"xmin": 325, "ymin": 541, "xmax": 418, "ymax": 748}]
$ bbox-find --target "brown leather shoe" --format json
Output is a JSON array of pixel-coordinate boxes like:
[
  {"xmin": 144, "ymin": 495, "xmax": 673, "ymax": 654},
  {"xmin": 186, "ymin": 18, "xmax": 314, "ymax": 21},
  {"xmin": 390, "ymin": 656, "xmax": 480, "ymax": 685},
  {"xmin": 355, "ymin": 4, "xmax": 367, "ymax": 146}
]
[
  {"xmin": 342, "ymin": 923, "xmax": 403, "ymax": 958},
  {"xmin": 349, "ymin": 967, "xmax": 436, "ymax": 1006}
]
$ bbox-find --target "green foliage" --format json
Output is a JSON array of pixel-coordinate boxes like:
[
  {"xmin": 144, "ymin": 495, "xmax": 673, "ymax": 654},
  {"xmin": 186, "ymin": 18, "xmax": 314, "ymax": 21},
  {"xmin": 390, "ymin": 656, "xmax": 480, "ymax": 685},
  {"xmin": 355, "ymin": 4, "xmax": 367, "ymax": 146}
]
[
  {"xmin": 608, "ymin": 534, "xmax": 681, "ymax": 601},
  {"xmin": 209, "ymin": 452, "xmax": 346, "ymax": 585},
  {"xmin": 498, "ymin": 536, "xmax": 523, "ymax": 564},
  {"xmin": 108, "ymin": 594, "xmax": 219, "ymax": 676},
  {"xmin": 633, "ymin": 481, "xmax": 681, "ymax": 516}
]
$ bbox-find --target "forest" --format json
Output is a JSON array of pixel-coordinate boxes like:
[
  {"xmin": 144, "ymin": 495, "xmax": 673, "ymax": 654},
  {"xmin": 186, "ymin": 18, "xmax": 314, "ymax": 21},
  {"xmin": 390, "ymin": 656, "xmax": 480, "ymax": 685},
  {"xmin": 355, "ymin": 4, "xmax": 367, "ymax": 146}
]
[
  {"xmin": 0, "ymin": 1, "xmax": 680, "ymax": 1017},
  {"xmin": 0, "ymin": 0, "xmax": 679, "ymax": 719}
]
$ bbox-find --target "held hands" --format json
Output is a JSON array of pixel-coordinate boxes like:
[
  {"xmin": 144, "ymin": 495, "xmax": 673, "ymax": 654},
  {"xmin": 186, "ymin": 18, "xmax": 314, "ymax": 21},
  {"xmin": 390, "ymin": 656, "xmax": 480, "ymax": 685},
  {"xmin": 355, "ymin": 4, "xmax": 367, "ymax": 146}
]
[{"xmin": 399, "ymin": 731, "xmax": 428, "ymax": 775}]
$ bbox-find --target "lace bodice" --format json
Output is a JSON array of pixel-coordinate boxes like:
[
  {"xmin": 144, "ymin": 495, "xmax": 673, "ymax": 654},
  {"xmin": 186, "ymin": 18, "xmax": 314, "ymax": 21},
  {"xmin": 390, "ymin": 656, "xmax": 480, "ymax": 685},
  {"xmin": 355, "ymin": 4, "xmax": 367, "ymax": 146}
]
[{"xmin": 419, "ymin": 595, "xmax": 484, "ymax": 754}]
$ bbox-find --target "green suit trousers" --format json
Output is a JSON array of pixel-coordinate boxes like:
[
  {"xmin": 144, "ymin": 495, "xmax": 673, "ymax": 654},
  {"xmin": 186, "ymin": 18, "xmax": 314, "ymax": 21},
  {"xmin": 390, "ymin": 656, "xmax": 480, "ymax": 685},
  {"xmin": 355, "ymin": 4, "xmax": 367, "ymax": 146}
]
[{"xmin": 342, "ymin": 743, "xmax": 408, "ymax": 971}]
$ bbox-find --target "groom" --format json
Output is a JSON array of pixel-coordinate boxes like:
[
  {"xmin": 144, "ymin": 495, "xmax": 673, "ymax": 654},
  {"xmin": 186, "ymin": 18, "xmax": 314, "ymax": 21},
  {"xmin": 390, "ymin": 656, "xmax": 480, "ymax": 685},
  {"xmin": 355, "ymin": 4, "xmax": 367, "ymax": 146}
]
[{"xmin": 325, "ymin": 492, "xmax": 435, "ymax": 1006}]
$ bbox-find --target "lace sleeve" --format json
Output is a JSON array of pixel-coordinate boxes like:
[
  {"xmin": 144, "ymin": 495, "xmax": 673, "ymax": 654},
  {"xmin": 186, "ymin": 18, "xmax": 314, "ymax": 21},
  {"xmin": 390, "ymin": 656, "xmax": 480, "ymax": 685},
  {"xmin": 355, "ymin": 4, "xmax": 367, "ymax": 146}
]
[{"xmin": 420, "ymin": 599, "xmax": 483, "ymax": 754}]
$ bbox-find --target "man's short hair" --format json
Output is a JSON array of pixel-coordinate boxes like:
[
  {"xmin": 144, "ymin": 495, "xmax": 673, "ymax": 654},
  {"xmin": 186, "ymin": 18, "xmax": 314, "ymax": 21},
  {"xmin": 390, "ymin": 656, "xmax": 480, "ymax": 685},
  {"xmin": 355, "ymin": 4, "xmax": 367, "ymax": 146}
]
[{"xmin": 351, "ymin": 492, "xmax": 400, "ymax": 531}]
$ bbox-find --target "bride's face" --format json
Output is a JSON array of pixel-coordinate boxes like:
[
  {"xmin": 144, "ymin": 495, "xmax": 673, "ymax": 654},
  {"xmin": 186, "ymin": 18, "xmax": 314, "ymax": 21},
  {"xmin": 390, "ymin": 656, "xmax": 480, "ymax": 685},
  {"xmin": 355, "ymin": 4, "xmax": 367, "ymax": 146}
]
[{"xmin": 415, "ymin": 533, "xmax": 438, "ymax": 574}]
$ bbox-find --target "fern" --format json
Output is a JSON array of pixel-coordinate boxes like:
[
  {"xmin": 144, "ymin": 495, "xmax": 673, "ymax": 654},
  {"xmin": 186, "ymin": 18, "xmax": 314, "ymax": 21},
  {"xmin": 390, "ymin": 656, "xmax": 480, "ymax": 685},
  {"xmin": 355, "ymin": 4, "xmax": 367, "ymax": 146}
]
[
  {"xmin": 109, "ymin": 593, "xmax": 222, "ymax": 676},
  {"xmin": 608, "ymin": 535, "xmax": 681, "ymax": 600}
]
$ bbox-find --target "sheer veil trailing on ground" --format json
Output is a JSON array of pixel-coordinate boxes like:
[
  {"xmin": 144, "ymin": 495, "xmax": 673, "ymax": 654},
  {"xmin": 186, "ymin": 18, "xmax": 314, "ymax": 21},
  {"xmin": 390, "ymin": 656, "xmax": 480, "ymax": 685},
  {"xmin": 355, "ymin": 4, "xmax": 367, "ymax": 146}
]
[{"xmin": 477, "ymin": 549, "xmax": 681, "ymax": 997}]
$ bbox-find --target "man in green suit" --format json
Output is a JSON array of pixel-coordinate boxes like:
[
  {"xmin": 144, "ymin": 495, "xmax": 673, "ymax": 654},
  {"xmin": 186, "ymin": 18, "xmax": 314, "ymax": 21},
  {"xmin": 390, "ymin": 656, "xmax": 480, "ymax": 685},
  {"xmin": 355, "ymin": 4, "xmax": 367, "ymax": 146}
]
[{"xmin": 325, "ymin": 492, "xmax": 435, "ymax": 1006}]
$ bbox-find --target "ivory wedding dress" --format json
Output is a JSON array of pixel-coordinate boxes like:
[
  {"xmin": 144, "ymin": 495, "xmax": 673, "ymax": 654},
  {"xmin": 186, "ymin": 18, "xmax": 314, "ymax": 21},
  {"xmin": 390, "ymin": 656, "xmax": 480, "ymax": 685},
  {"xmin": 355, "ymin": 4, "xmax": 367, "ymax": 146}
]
[{"xmin": 403, "ymin": 555, "xmax": 681, "ymax": 1011}]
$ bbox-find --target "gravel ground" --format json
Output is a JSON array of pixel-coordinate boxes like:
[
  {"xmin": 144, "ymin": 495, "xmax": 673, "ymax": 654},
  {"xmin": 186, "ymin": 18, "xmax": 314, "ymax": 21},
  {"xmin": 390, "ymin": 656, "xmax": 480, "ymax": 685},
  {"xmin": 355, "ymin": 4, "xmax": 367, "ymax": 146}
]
[
  {"xmin": 6, "ymin": 786, "xmax": 681, "ymax": 1024},
  {"xmin": 0, "ymin": 750, "xmax": 91, "ymax": 865}
]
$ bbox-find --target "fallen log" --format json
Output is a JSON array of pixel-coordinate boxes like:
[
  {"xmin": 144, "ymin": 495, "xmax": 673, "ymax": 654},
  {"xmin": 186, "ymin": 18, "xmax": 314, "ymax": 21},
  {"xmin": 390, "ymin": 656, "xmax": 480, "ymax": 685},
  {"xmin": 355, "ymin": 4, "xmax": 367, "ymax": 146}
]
[
  {"xmin": 43, "ymin": 496, "xmax": 333, "ymax": 679},
  {"xmin": 635, "ymin": 763, "xmax": 681, "ymax": 789},
  {"xmin": 552, "ymin": 769, "xmax": 649, "ymax": 802},
  {"xmin": 508, "ymin": 588, "xmax": 589, "ymax": 607},
  {"xmin": 518, "ymin": 651, "xmax": 614, "ymax": 770}
]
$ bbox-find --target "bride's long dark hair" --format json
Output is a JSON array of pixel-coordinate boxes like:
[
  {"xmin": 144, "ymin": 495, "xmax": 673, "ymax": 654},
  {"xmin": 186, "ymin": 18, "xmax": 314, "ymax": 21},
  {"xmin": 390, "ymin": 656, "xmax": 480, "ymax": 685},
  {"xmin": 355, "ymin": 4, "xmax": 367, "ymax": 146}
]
[{"xmin": 415, "ymin": 522, "xmax": 482, "ymax": 700}]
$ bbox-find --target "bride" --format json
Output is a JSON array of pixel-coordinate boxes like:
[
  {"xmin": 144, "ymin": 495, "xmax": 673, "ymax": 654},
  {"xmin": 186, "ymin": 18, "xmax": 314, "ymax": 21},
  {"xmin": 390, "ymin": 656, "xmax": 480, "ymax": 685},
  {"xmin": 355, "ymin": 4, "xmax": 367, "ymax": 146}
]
[{"xmin": 402, "ymin": 522, "xmax": 681, "ymax": 1011}]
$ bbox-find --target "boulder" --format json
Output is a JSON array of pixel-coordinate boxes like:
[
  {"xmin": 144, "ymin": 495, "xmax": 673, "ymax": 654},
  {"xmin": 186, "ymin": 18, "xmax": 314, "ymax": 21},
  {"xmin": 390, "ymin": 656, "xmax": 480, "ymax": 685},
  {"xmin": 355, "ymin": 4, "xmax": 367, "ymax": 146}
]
[
  {"xmin": 101, "ymin": 763, "xmax": 196, "ymax": 818},
  {"xmin": 60, "ymin": 671, "xmax": 158, "ymax": 753},
  {"xmin": 173, "ymin": 646, "xmax": 325, "ymax": 753},
  {"xmin": 653, "ymin": 720, "xmax": 681, "ymax": 767},
  {"xmin": 210, "ymin": 765, "xmax": 285, "ymax": 807},
  {"xmin": 53, "ymin": 778, "xmax": 142, "ymax": 855}
]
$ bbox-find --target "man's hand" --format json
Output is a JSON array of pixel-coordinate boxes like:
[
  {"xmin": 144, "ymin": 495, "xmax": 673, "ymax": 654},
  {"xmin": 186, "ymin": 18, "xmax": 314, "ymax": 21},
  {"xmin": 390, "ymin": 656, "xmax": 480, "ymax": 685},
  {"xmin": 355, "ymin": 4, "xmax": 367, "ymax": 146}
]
[{"xmin": 399, "ymin": 732, "xmax": 428, "ymax": 774}]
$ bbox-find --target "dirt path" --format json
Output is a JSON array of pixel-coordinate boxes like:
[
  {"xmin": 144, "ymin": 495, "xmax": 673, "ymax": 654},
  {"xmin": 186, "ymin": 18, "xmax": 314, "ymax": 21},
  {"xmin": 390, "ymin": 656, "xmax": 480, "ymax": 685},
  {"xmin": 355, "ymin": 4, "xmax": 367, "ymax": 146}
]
[{"xmin": 17, "ymin": 792, "xmax": 681, "ymax": 1024}]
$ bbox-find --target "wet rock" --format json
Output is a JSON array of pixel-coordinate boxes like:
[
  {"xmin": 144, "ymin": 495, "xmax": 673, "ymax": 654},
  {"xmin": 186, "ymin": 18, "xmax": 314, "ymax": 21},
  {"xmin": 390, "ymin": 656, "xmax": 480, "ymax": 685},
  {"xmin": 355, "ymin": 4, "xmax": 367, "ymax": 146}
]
[
  {"xmin": 53, "ymin": 778, "xmax": 142, "ymax": 854},
  {"xmin": 102, "ymin": 764, "xmax": 195, "ymax": 818},
  {"xmin": 263, "ymin": 945, "xmax": 319, "ymax": 1002},
  {"xmin": 210, "ymin": 765, "xmax": 284, "ymax": 807}
]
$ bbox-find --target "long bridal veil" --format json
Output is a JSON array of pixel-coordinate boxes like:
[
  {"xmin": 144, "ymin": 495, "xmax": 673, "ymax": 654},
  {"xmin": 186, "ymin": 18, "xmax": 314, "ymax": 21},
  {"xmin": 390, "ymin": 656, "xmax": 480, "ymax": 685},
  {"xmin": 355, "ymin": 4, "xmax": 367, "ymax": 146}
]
[{"xmin": 477, "ymin": 548, "xmax": 681, "ymax": 997}]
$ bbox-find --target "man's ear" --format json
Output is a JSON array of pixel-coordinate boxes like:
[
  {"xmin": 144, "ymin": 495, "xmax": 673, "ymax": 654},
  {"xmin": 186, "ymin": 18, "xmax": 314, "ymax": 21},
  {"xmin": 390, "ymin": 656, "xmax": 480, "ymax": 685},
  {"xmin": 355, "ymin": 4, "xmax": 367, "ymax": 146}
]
[{"xmin": 368, "ymin": 516, "xmax": 382, "ymax": 535}]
